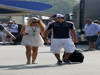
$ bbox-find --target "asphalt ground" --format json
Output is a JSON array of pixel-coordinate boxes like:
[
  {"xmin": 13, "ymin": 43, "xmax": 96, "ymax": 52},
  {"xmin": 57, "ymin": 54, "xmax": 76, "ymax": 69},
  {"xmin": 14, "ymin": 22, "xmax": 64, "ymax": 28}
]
[{"xmin": 0, "ymin": 45, "xmax": 100, "ymax": 75}]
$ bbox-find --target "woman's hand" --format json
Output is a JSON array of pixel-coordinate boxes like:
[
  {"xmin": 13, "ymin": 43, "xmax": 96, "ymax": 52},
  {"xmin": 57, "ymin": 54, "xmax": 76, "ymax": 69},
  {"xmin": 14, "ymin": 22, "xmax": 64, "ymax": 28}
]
[
  {"xmin": 22, "ymin": 31, "xmax": 28, "ymax": 35},
  {"xmin": 72, "ymin": 38, "xmax": 79, "ymax": 43}
]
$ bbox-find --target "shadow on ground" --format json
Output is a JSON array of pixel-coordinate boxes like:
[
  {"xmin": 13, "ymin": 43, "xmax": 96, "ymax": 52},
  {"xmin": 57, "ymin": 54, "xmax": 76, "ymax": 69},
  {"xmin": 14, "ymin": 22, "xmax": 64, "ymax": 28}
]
[{"xmin": 0, "ymin": 62, "xmax": 81, "ymax": 70}]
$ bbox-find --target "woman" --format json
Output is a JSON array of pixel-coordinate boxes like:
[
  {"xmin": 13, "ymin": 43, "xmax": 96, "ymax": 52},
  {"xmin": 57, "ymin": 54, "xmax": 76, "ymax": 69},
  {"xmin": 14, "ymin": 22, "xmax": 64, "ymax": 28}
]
[{"xmin": 20, "ymin": 17, "xmax": 45, "ymax": 64}]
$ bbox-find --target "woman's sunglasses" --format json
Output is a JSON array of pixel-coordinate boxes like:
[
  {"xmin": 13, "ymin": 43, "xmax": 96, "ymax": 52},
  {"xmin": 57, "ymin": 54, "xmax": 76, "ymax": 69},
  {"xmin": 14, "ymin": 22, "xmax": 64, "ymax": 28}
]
[{"xmin": 32, "ymin": 22, "xmax": 39, "ymax": 24}]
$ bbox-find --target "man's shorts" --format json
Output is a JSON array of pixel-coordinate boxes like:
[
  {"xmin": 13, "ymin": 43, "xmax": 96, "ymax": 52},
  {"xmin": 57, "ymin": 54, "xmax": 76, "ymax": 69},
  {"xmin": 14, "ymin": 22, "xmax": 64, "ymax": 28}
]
[
  {"xmin": 86, "ymin": 35, "xmax": 98, "ymax": 42},
  {"xmin": 50, "ymin": 38, "xmax": 76, "ymax": 54}
]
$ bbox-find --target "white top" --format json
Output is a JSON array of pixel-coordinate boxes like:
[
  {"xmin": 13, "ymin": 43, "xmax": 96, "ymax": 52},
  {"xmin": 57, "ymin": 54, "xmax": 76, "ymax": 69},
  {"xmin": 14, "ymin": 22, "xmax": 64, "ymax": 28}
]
[
  {"xmin": 21, "ymin": 25, "xmax": 44, "ymax": 46},
  {"xmin": 9, "ymin": 24, "xmax": 18, "ymax": 33}
]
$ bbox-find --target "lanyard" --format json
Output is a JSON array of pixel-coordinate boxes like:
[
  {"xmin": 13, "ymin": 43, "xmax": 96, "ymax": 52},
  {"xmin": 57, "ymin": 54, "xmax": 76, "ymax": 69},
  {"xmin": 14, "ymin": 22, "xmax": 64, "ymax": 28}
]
[{"xmin": 31, "ymin": 26, "xmax": 37, "ymax": 36}]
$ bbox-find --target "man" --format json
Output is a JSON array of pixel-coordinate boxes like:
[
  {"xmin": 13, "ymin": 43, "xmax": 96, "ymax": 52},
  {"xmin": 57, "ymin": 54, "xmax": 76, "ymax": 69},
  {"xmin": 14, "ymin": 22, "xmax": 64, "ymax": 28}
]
[
  {"xmin": 8, "ymin": 20, "xmax": 19, "ymax": 44},
  {"xmin": 0, "ymin": 24, "xmax": 16, "ymax": 40},
  {"xmin": 44, "ymin": 14, "xmax": 78, "ymax": 65},
  {"xmin": 93, "ymin": 20, "xmax": 100, "ymax": 50},
  {"xmin": 84, "ymin": 19, "xmax": 99, "ymax": 51}
]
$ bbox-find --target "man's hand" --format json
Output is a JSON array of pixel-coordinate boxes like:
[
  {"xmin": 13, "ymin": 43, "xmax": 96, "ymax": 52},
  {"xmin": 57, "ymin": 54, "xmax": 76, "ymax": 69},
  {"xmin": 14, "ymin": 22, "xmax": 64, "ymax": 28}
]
[
  {"xmin": 44, "ymin": 37, "xmax": 49, "ymax": 44},
  {"xmin": 11, "ymin": 35, "xmax": 16, "ymax": 40}
]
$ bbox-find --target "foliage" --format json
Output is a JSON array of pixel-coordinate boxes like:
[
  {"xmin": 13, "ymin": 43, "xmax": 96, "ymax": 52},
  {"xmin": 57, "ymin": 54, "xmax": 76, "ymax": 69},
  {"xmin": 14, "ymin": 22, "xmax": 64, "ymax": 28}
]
[{"xmin": 19, "ymin": 0, "xmax": 78, "ymax": 14}]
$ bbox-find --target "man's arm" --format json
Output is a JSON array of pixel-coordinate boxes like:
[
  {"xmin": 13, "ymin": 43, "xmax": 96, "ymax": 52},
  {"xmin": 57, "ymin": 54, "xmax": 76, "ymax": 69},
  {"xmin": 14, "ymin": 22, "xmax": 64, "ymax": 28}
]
[
  {"xmin": 43, "ymin": 23, "xmax": 53, "ymax": 43},
  {"xmin": 0, "ymin": 25, "xmax": 16, "ymax": 39},
  {"xmin": 67, "ymin": 22, "xmax": 78, "ymax": 43},
  {"xmin": 3, "ymin": 28, "xmax": 16, "ymax": 40},
  {"xmin": 70, "ymin": 29, "xmax": 78, "ymax": 43},
  {"xmin": 96, "ymin": 25, "xmax": 100, "ymax": 35}
]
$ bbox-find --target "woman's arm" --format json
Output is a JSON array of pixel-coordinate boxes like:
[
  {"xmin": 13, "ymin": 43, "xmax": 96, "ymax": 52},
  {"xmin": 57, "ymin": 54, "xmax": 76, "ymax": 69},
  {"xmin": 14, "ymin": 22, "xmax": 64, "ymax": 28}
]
[
  {"xmin": 37, "ymin": 20, "xmax": 46, "ymax": 33},
  {"xmin": 20, "ymin": 26, "xmax": 28, "ymax": 35}
]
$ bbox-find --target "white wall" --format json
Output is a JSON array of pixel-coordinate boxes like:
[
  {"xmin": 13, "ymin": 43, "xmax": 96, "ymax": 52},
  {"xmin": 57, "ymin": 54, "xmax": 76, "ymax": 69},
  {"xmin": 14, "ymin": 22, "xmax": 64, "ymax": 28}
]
[{"xmin": 11, "ymin": 16, "xmax": 24, "ymax": 24}]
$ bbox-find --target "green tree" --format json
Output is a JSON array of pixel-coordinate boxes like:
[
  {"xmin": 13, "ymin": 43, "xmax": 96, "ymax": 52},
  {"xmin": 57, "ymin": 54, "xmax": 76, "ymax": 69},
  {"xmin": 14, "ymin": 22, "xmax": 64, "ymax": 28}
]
[{"xmin": 19, "ymin": 0, "xmax": 78, "ymax": 14}]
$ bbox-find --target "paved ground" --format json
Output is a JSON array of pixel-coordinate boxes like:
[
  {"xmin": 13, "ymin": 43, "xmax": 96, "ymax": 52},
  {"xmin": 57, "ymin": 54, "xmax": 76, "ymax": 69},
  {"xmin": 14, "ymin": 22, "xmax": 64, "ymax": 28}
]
[{"xmin": 0, "ymin": 45, "xmax": 100, "ymax": 75}]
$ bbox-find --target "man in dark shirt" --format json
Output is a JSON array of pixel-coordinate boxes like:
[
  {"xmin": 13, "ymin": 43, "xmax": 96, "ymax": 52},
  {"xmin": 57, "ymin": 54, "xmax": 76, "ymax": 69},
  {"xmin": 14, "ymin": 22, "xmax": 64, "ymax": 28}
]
[{"xmin": 44, "ymin": 14, "xmax": 78, "ymax": 65}]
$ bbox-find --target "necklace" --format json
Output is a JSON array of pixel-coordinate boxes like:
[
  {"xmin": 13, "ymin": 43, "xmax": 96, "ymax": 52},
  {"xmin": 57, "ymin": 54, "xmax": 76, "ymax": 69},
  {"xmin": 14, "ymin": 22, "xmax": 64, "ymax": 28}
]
[{"xmin": 31, "ymin": 26, "xmax": 36, "ymax": 36}]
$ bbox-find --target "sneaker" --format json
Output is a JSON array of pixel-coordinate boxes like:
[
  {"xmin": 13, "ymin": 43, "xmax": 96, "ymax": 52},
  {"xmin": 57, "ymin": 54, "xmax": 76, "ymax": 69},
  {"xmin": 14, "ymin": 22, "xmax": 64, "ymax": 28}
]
[
  {"xmin": 63, "ymin": 59, "xmax": 72, "ymax": 64},
  {"xmin": 57, "ymin": 60, "xmax": 62, "ymax": 65},
  {"xmin": 32, "ymin": 60, "xmax": 37, "ymax": 64}
]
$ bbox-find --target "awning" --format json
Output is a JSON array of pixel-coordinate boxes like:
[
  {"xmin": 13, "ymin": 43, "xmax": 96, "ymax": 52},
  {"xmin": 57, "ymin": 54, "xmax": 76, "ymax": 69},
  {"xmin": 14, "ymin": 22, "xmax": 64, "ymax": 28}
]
[{"xmin": 0, "ymin": 0, "xmax": 52, "ymax": 16}]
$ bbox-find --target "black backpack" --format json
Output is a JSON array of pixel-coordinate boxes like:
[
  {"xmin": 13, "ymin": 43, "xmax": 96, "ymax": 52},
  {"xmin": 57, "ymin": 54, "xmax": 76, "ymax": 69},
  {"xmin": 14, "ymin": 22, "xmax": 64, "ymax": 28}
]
[{"xmin": 69, "ymin": 50, "xmax": 84, "ymax": 63}]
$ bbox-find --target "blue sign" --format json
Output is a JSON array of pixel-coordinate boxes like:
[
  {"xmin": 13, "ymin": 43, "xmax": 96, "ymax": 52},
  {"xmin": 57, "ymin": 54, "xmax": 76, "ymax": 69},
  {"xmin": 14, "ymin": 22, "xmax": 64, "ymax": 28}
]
[{"xmin": 0, "ymin": 0, "xmax": 52, "ymax": 14}]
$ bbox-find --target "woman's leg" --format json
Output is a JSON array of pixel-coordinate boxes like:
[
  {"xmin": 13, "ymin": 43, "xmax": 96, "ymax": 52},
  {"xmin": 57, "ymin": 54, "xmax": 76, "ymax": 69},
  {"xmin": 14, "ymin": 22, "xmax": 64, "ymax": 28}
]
[
  {"xmin": 31, "ymin": 47, "xmax": 38, "ymax": 63},
  {"xmin": 25, "ymin": 45, "xmax": 31, "ymax": 64}
]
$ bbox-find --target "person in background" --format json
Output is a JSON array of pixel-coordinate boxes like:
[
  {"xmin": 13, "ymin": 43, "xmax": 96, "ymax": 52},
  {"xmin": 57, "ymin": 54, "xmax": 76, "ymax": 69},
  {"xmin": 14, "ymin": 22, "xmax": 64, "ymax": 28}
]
[
  {"xmin": 0, "ymin": 22, "xmax": 6, "ymax": 43},
  {"xmin": 93, "ymin": 20, "xmax": 100, "ymax": 50},
  {"xmin": 0, "ymin": 24, "xmax": 16, "ymax": 40},
  {"xmin": 44, "ymin": 14, "xmax": 78, "ymax": 65},
  {"xmin": 14, "ymin": 24, "xmax": 23, "ymax": 44},
  {"xmin": 8, "ymin": 20, "xmax": 19, "ymax": 44},
  {"xmin": 84, "ymin": 18, "xmax": 100, "ymax": 51},
  {"xmin": 20, "ymin": 17, "xmax": 45, "ymax": 64}
]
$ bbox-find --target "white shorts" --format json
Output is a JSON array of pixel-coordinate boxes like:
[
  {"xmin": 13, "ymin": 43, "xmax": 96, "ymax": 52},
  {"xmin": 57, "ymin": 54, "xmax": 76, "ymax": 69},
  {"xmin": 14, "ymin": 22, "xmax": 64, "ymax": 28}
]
[{"xmin": 51, "ymin": 38, "xmax": 76, "ymax": 53}]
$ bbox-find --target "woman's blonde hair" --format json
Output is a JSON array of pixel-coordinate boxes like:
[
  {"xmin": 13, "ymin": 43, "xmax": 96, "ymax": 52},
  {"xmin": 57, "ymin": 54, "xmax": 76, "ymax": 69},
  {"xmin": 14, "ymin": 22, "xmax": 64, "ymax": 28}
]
[
  {"xmin": 27, "ymin": 17, "xmax": 40, "ymax": 26},
  {"xmin": 27, "ymin": 17, "xmax": 45, "ymax": 32}
]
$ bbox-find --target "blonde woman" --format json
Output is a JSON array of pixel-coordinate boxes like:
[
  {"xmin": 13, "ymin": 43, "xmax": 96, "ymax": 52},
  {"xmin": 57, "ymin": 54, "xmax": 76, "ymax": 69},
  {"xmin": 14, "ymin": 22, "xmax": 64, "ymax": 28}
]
[{"xmin": 20, "ymin": 17, "xmax": 45, "ymax": 64}]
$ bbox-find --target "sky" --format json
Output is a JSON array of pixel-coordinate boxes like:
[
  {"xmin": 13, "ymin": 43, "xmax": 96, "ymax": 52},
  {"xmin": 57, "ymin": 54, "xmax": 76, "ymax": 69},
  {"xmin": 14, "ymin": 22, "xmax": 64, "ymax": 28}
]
[{"xmin": 76, "ymin": 0, "xmax": 80, "ymax": 1}]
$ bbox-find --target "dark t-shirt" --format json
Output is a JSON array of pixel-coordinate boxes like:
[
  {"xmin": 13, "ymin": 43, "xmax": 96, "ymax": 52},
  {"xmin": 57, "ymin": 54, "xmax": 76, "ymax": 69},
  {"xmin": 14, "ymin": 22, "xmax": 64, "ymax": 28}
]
[
  {"xmin": 47, "ymin": 21, "xmax": 74, "ymax": 39},
  {"xmin": 0, "ymin": 25, "xmax": 4, "ymax": 31}
]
